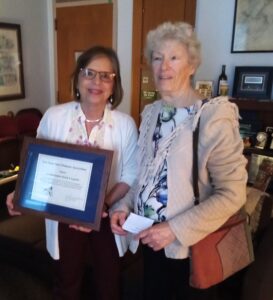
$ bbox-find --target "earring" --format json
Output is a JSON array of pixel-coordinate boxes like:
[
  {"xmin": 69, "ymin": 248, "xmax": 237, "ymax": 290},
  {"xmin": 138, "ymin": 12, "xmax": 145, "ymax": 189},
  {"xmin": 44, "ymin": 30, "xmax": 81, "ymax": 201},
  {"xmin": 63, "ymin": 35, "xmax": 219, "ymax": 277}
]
[
  {"xmin": 109, "ymin": 95, "xmax": 114, "ymax": 105},
  {"xmin": 76, "ymin": 89, "xmax": 80, "ymax": 100}
]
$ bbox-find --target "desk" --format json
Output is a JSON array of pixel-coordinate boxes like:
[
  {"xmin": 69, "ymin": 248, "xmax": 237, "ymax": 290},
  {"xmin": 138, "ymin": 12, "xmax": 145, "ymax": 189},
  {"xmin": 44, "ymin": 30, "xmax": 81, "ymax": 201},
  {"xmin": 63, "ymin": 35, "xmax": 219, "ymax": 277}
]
[{"xmin": 0, "ymin": 174, "xmax": 18, "ymax": 186}]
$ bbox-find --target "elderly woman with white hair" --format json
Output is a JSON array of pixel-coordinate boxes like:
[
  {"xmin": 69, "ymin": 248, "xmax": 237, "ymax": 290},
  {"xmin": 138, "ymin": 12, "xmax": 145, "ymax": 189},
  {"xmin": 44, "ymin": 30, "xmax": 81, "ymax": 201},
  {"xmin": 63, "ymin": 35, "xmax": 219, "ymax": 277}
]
[{"xmin": 111, "ymin": 22, "xmax": 247, "ymax": 300}]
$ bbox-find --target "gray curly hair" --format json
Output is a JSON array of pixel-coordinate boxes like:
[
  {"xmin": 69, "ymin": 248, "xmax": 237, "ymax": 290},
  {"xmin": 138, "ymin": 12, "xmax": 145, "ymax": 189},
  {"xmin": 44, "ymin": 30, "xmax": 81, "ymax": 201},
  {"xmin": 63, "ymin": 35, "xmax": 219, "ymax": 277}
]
[{"xmin": 144, "ymin": 22, "xmax": 201, "ymax": 70}]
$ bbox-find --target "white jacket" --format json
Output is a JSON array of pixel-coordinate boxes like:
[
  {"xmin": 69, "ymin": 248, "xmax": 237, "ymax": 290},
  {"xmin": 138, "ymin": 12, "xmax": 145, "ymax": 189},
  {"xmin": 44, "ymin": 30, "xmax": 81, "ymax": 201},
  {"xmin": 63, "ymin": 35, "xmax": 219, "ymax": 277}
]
[{"xmin": 37, "ymin": 101, "xmax": 138, "ymax": 259}]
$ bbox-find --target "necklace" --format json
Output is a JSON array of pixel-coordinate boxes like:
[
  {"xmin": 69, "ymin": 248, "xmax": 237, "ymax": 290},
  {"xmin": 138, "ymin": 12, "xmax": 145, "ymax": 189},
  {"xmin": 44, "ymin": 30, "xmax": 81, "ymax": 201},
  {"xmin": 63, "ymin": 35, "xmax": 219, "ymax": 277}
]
[
  {"xmin": 85, "ymin": 117, "xmax": 102, "ymax": 123},
  {"xmin": 160, "ymin": 104, "xmax": 177, "ymax": 122}
]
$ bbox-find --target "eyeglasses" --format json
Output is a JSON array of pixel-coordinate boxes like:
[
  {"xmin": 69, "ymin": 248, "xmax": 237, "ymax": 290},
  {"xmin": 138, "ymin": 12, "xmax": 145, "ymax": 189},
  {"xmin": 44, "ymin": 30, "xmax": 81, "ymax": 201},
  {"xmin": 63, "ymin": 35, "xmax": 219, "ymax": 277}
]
[{"xmin": 80, "ymin": 68, "xmax": 116, "ymax": 83}]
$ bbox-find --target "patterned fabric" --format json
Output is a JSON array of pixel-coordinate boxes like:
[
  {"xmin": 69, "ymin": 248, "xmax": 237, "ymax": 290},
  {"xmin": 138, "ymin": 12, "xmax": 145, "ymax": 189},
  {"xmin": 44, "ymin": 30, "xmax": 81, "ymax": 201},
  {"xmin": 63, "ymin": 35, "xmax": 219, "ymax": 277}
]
[
  {"xmin": 65, "ymin": 103, "xmax": 113, "ymax": 147},
  {"xmin": 113, "ymin": 97, "xmax": 247, "ymax": 258},
  {"xmin": 138, "ymin": 103, "xmax": 196, "ymax": 222}
]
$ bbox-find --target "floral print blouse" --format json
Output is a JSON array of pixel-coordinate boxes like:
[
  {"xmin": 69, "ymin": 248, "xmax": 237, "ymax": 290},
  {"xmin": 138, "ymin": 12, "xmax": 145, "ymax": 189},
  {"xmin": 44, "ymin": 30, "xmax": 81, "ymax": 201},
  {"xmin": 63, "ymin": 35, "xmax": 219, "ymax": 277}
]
[
  {"xmin": 137, "ymin": 103, "xmax": 195, "ymax": 222},
  {"xmin": 66, "ymin": 103, "xmax": 113, "ymax": 147}
]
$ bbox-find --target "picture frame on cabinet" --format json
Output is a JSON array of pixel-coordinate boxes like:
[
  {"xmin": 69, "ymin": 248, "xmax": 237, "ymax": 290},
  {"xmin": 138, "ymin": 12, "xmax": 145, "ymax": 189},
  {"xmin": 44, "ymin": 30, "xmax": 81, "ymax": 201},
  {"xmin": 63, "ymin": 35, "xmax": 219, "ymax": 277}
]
[
  {"xmin": 231, "ymin": 0, "xmax": 273, "ymax": 53},
  {"xmin": 195, "ymin": 80, "xmax": 213, "ymax": 99},
  {"xmin": 247, "ymin": 154, "xmax": 273, "ymax": 184},
  {"xmin": 232, "ymin": 66, "xmax": 273, "ymax": 100},
  {"xmin": 0, "ymin": 22, "xmax": 25, "ymax": 101}
]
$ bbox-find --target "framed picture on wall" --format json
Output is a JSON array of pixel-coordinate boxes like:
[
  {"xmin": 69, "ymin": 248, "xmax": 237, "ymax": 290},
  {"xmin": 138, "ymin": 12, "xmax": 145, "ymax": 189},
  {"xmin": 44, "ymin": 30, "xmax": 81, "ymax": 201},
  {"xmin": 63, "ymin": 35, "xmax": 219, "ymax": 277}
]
[
  {"xmin": 0, "ymin": 22, "xmax": 25, "ymax": 101},
  {"xmin": 232, "ymin": 66, "xmax": 273, "ymax": 99},
  {"xmin": 231, "ymin": 0, "xmax": 273, "ymax": 53}
]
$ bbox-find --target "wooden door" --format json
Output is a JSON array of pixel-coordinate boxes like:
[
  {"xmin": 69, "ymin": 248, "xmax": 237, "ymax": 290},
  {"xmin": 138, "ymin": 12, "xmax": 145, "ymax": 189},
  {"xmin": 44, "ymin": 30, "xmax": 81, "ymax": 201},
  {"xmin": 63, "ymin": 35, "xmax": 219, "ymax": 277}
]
[
  {"xmin": 56, "ymin": 4, "xmax": 113, "ymax": 103},
  {"xmin": 131, "ymin": 0, "xmax": 196, "ymax": 124}
]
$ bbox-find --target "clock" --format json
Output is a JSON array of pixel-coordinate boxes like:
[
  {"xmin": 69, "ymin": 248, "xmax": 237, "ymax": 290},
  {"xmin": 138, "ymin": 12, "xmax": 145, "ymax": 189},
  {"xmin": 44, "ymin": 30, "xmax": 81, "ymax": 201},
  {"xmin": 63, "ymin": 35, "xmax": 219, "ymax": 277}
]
[{"xmin": 255, "ymin": 132, "xmax": 267, "ymax": 149}]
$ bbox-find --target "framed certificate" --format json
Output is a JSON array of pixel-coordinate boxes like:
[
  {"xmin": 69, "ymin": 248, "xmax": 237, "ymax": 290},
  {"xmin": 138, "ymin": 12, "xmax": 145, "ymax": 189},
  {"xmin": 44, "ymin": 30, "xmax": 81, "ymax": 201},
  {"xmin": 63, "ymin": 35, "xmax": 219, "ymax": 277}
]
[{"xmin": 13, "ymin": 137, "xmax": 113, "ymax": 230}]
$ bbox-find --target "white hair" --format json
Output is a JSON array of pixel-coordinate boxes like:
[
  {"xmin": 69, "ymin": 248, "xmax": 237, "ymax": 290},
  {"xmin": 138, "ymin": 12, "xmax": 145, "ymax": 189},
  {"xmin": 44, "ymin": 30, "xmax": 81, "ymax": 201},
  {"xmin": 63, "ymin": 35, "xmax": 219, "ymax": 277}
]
[{"xmin": 144, "ymin": 22, "xmax": 201, "ymax": 70}]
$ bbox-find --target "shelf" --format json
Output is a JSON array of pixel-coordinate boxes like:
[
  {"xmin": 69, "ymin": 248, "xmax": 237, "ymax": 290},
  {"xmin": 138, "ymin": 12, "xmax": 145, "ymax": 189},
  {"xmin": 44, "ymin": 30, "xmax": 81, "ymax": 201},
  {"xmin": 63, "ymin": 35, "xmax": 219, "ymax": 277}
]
[
  {"xmin": 230, "ymin": 98, "xmax": 273, "ymax": 111},
  {"xmin": 244, "ymin": 147, "xmax": 273, "ymax": 158},
  {"xmin": 229, "ymin": 98, "xmax": 273, "ymax": 129}
]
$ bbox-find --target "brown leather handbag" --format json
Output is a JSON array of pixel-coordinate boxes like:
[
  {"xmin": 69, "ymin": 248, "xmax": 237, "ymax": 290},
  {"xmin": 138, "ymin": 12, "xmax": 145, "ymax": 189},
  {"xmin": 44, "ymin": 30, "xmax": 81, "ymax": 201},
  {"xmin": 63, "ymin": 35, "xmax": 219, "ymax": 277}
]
[{"xmin": 189, "ymin": 117, "xmax": 254, "ymax": 289}]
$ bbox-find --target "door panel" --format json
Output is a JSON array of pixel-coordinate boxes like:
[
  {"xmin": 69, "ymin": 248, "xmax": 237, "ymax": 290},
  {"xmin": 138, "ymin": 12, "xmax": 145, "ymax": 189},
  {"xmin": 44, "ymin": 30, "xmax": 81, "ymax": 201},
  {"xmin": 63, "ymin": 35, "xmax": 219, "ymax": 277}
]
[
  {"xmin": 142, "ymin": 0, "xmax": 186, "ymax": 64},
  {"xmin": 56, "ymin": 4, "xmax": 113, "ymax": 103}
]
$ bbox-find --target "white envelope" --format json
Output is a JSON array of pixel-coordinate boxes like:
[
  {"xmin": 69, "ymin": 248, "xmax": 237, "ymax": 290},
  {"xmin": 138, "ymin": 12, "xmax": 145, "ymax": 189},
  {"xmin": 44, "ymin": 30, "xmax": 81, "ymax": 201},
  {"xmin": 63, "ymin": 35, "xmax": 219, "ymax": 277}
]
[{"xmin": 122, "ymin": 213, "xmax": 154, "ymax": 234}]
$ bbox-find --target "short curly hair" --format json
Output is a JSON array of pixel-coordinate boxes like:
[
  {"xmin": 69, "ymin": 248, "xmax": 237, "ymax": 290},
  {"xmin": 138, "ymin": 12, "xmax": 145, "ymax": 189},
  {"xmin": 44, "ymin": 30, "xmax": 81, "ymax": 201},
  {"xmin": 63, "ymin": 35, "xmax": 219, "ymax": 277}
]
[{"xmin": 144, "ymin": 22, "xmax": 201, "ymax": 70}]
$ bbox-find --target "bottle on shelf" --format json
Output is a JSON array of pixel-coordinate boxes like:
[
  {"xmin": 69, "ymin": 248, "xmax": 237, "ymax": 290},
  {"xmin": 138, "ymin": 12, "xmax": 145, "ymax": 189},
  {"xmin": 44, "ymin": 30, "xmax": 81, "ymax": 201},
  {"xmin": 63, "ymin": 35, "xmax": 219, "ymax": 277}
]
[{"xmin": 217, "ymin": 65, "xmax": 228, "ymax": 96}]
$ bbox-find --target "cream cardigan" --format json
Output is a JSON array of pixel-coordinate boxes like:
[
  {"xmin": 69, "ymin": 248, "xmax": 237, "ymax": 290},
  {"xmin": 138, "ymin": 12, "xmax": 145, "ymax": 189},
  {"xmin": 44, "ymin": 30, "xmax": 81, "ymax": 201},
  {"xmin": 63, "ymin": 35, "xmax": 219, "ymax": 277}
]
[
  {"xmin": 112, "ymin": 97, "xmax": 248, "ymax": 259},
  {"xmin": 36, "ymin": 101, "xmax": 138, "ymax": 259}
]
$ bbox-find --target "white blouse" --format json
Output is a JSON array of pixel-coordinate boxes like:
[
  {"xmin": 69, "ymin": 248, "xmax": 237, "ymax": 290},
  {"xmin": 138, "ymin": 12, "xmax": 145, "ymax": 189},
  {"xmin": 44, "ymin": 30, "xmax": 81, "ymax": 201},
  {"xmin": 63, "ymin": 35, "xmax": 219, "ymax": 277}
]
[{"xmin": 37, "ymin": 101, "xmax": 138, "ymax": 259}]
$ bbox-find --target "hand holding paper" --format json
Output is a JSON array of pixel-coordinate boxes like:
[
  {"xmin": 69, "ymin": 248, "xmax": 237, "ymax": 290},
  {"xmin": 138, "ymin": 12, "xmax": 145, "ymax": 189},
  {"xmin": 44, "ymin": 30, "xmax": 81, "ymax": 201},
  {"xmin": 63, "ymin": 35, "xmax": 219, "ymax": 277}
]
[{"xmin": 122, "ymin": 213, "xmax": 154, "ymax": 234}]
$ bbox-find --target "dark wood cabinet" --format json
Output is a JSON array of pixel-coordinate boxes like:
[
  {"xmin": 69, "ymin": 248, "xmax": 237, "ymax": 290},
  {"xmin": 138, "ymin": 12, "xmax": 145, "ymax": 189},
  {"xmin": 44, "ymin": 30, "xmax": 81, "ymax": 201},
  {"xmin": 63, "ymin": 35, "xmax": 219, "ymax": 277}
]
[
  {"xmin": 230, "ymin": 98, "xmax": 273, "ymax": 150},
  {"xmin": 230, "ymin": 98, "xmax": 273, "ymax": 129}
]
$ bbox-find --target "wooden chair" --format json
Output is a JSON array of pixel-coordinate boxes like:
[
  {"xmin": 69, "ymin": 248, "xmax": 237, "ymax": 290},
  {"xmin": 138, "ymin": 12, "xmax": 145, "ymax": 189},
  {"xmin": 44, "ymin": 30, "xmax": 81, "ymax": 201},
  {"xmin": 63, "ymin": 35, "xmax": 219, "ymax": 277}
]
[{"xmin": 0, "ymin": 116, "xmax": 18, "ymax": 138}]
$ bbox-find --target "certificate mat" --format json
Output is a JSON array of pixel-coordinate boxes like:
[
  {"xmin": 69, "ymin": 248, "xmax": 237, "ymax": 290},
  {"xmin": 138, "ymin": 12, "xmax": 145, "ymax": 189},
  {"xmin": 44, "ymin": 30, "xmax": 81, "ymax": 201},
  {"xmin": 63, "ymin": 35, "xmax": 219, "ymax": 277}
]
[{"xmin": 14, "ymin": 137, "xmax": 113, "ymax": 230}]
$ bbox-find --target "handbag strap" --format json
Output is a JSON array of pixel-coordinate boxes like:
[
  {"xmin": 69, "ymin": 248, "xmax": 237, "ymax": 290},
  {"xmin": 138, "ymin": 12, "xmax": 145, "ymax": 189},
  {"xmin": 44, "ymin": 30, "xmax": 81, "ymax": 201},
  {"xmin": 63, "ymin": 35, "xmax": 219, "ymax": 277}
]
[
  {"xmin": 192, "ymin": 99, "xmax": 208, "ymax": 206},
  {"xmin": 192, "ymin": 118, "xmax": 201, "ymax": 205}
]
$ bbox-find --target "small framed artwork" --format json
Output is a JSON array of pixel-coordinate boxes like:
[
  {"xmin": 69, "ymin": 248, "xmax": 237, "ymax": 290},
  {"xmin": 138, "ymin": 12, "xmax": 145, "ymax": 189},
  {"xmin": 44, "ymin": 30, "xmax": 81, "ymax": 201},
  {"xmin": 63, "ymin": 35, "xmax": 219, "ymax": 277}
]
[
  {"xmin": 232, "ymin": 66, "xmax": 273, "ymax": 99},
  {"xmin": 13, "ymin": 137, "xmax": 113, "ymax": 230},
  {"xmin": 195, "ymin": 80, "xmax": 213, "ymax": 99},
  {"xmin": 0, "ymin": 22, "xmax": 25, "ymax": 101}
]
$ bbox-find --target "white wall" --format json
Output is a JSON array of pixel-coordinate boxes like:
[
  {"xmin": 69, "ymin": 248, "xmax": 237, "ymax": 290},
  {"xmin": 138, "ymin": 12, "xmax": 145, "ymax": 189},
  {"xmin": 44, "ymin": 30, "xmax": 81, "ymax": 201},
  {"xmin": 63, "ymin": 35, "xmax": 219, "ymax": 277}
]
[
  {"xmin": 194, "ymin": 0, "xmax": 273, "ymax": 97},
  {"xmin": 0, "ymin": 0, "xmax": 52, "ymax": 115},
  {"xmin": 116, "ymin": 0, "xmax": 133, "ymax": 114}
]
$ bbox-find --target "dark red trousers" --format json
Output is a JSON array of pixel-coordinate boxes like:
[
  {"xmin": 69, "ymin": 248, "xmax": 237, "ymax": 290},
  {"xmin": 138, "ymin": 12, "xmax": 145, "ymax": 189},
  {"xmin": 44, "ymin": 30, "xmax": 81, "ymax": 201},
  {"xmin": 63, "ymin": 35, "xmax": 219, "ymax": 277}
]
[{"xmin": 53, "ymin": 217, "xmax": 121, "ymax": 300}]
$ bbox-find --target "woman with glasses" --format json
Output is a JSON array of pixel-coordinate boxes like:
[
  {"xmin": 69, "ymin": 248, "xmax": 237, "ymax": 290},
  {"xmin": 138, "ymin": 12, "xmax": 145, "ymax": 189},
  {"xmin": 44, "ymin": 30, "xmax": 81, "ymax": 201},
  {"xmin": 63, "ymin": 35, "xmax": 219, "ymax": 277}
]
[{"xmin": 7, "ymin": 46, "xmax": 138, "ymax": 300}]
